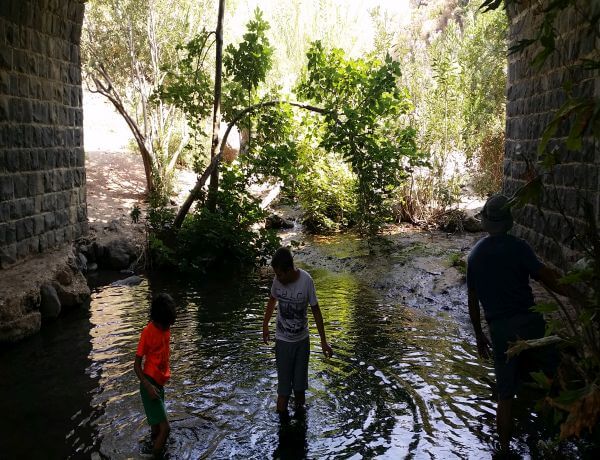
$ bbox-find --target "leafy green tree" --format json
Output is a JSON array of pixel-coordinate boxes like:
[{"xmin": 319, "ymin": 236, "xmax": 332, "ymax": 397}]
[
  {"xmin": 154, "ymin": 31, "xmax": 215, "ymax": 177},
  {"xmin": 153, "ymin": 9, "xmax": 286, "ymax": 268},
  {"xmin": 296, "ymin": 41, "xmax": 421, "ymax": 234},
  {"xmin": 222, "ymin": 7, "xmax": 274, "ymax": 168},
  {"xmin": 166, "ymin": 10, "xmax": 425, "ymax": 243},
  {"xmin": 156, "ymin": 32, "xmax": 215, "ymax": 136},
  {"xmin": 223, "ymin": 8, "xmax": 273, "ymax": 118}
]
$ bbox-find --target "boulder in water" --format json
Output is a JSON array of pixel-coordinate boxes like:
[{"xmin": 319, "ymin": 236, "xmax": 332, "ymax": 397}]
[
  {"xmin": 40, "ymin": 283, "xmax": 61, "ymax": 319},
  {"xmin": 265, "ymin": 214, "xmax": 294, "ymax": 230},
  {"xmin": 111, "ymin": 275, "xmax": 143, "ymax": 287}
]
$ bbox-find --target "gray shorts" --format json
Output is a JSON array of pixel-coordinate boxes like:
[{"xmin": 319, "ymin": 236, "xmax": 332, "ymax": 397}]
[{"xmin": 275, "ymin": 337, "xmax": 310, "ymax": 396}]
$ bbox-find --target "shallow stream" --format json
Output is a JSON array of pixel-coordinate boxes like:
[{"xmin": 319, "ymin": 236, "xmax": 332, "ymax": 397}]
[{"xmin": 1, "ymin": 264, "xmax": 560, "ymax": 459}]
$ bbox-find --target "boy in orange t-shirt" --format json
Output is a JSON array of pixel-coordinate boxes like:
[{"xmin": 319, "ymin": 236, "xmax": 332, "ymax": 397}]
[{"xmin": 134, "ymin": 293, "xmax": 177, "ymax": 455}]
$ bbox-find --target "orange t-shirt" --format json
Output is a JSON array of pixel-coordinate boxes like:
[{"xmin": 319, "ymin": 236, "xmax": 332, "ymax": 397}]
[{"xmin": 136, "ymin": 321, "xmax": 171, "ymax": 386}]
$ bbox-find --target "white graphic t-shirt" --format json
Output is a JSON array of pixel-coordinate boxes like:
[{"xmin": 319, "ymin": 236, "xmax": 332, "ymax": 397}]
[{"xmin": 271, "ymin": 269, "xmax": 318, "ymax": 342}]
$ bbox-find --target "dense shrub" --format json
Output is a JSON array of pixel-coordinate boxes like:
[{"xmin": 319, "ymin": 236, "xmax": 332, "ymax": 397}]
[
  {"xmin": 295, "ymin": 41, "xmax": 421, "ymax": 235},
  {"xmin": 148, "ymin": 164, "xmax": 279, "ymax": 272},
  {"xmin": 471, "ymin": 130, "xmax": 504, "ymax": 197},
  {"xmin": 297, "ymin": 146, "xmax": 357, "ymax": 233}
]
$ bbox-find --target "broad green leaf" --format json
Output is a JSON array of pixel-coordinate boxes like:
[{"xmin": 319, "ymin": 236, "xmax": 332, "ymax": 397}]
[
  {"xmin": 538, "ymin": 118, "xmax": 561, "ymax": 155},
  {"xmin": 530, "ymin": 371, "xmax": 551, "ymax": 390},
  {"xmin": 559, "ymin": 269, "xmax": 592, "ymax": 285},
  {"xmin": 509, "ymin": 176, "xmax": 543, "ymax": 209},
  {"xmin": 566, "ymin": 104, "xmax": 593, "ymax": 151},
  {"xmin": 554, "ymin": 386, "xmax": 590, "ymax": 405},
  {"xmin": 532, "ymin": 302, "xmax": 559, "ymax": 314}
]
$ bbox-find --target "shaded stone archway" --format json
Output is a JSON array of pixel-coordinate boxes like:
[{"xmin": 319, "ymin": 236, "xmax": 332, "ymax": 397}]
[
  {"xmin": 503, "ymin": 0, "xmax": 599, "ymax": 267},
  {"xmin": 0, "ymin": 0, "xmax": 86, "ymax": 268}
]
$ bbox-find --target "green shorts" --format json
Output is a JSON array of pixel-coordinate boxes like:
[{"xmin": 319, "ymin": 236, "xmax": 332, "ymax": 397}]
[
  {"xmin": 275, "ymin": 337, "xmax": 310, "ymax": 397},
  {"xmin": 140, "ymin": 375, "xmax": 167, "ymax": 426}
]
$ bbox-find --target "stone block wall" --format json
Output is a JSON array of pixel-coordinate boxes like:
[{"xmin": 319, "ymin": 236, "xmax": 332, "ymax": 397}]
[
  {"xmin": 0, "ymin": 0, "xmax": 87, "ymax": 268},
  {"xmin": 504, "ymin": 0, "xmax": 599, "ymax": 268}
]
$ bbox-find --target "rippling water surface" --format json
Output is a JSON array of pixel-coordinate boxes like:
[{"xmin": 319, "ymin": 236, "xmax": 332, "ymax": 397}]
[{"xmin": 2, "ymin": 267, "xmax": 558, "ymax": 459}]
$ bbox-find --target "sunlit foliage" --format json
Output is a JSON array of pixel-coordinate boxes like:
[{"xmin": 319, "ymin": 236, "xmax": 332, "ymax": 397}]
[
  {"xmin": 392, "ymin": 1, "xmax": 507, "ymax": 217},
  {"xmin": 296, "ymin": 41, "xmax": 422, "ymax": 234}
]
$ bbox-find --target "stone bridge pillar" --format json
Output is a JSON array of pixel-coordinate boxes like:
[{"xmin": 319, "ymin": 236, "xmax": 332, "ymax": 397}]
[
  {"xmin": 504, "ymin": 0, "xmax": 599, "ymax": 267},
  {"xmin": 0, "ymin": 0, "xmax": 87, "ymax": 268}
]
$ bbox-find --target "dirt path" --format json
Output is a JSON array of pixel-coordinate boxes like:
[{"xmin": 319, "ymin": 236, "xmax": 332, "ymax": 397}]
[
  {"xmin": 83, "ymin": 90, "xmax": 146, "ymax": 247},
  {"xmin": 83, "ymin": 90, "xmax": 195, "ymax": 249},
  {"xmin": 85, "ymin": 151, "xmax": 147, "ymax": 225}
]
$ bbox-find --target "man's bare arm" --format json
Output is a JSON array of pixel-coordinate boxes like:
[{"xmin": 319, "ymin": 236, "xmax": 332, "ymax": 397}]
[
  {"xmin": 468, "ymin": 288, "xmax": 491, "ymax": 359},
  {"xmin": 310, "ymin": 304, "xmax": 333, "ymax": 358},
  {"xmin": 262, "ymin": 295, "xmax": 276, "ymax": 344}
]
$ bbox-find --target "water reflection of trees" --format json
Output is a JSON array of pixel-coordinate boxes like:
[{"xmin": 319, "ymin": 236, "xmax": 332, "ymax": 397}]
[
  {"xmin": 307, "ymin": 269, "xmax": 416, "ymax": 457},
  {"xmin": 309, "ymin": 267, "xmax": 496, "ymax": 457}
]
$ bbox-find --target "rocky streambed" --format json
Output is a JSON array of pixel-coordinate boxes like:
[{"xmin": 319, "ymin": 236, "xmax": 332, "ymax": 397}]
[
  {"xmin": 280, "ymin": 222, "xmax": 484, "ymax": 333},
  {"xmin": 0, "ymin": 218, "xmax": 143, "ymax": 344}
]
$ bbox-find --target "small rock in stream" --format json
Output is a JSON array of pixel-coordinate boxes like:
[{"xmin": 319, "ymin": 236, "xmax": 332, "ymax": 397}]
[
  {"xmin": 111, "ymin": 275, "xmax": 143, "ymax": 287},
  {"xmin": 265, "ymin": 214, "xmax": 294, "ymax": 230}
]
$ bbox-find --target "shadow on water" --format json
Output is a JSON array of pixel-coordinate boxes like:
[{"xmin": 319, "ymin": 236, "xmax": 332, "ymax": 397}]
[
  {"xmin": 0, "ymin": 265, "xmax": 580, "ymax": 458},
  {"xmin": 273, "ymin": 410, "xmax": 309, "ymax": 460},
  {"xmin": 0, "ymin": 308, "xmax": 98, "ymax": 458}
]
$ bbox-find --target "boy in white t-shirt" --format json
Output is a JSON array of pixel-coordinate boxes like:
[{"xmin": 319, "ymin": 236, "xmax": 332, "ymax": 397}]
[{"xmin": 262, "ymin": 247, "xmax": 333, "ymax": 421}]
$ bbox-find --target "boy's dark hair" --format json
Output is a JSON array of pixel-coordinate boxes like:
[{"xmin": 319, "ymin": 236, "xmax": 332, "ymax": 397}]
[
  {"xmin": 151, "ymin": 293, "xmax": 177, "ymax": 327},
  {"xmin": 271, "ymin": 247, "xmax": 294, "ymax": 271}
]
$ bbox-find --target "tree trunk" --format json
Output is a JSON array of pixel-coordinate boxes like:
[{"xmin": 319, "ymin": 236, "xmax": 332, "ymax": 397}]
[
  {"xmin": 173, "ymin": 101, "xmax": 330, "ymax": 228},
  {"xmin": 89, "ymin": 69, "xmax": 156, "ymax": 194},
  {"xmin": 206, "ymin": 0, "xmax": 225, "ymax": 212}
]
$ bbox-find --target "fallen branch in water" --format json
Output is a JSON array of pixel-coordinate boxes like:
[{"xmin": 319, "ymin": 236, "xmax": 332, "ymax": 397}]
[{"xmin": 506, "ymin": 335, "xmax": 563, "ymax": 361}]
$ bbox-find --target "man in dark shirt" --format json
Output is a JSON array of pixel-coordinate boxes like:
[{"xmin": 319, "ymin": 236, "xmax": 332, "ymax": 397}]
[{"xmin": 467, "ymin": 194, "xmax": 564, "ymax": 453}]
